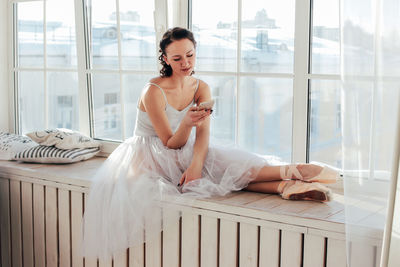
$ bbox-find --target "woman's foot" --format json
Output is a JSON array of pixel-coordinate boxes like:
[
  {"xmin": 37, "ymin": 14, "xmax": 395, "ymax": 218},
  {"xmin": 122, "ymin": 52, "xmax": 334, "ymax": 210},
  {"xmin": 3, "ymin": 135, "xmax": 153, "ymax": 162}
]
[
  {"xmin": 280, "ymin": 163, "xmax": 339, "ymax": 184},
  {"xmin": 277, "ymin": 180, "xmax": 332, "ymax": 202}
]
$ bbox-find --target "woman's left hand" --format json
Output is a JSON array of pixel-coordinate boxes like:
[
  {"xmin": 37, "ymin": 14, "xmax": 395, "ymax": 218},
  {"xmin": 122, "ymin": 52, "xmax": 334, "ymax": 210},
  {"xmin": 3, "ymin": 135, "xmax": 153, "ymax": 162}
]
[{"xmin": 179, "ymin": 162, "xmax": 203, "ymax": 186}]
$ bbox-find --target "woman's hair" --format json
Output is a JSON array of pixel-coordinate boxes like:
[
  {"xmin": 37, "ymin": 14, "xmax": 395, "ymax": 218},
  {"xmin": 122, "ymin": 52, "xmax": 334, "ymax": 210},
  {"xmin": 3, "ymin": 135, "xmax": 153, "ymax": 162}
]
[{"xmin": 159, "ymin": 27, "xmax": 197, "ymax": 77}]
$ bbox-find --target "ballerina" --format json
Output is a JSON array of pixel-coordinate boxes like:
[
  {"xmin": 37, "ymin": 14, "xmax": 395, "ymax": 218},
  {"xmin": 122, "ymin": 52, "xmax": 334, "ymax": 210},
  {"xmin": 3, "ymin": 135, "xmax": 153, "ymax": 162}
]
[{"xmin": 82, "ymin": 27, "xmax": 338, "ymax": 259}]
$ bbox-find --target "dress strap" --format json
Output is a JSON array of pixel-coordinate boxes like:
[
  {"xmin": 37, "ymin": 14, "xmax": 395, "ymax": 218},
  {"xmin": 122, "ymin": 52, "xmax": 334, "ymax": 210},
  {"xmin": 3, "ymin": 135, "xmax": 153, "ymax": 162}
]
[
  {"xmin": 193, "ymin": 79, "xmax": 200, "ymax": 101},
  {"xmin": 148, "ymin": 82, "xmax": 168, "ymax": 104}
]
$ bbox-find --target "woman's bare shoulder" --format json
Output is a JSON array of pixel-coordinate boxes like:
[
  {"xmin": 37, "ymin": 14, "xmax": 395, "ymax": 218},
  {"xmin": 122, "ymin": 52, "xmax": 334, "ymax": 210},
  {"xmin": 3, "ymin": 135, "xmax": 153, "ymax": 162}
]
[{"xmin": 195, "ymin": 79, "xmax": 211, "ymax": 103}]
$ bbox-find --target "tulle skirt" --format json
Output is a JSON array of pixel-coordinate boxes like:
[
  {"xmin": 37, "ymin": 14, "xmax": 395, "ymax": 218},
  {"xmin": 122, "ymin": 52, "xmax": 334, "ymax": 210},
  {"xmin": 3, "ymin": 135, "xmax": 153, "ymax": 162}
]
[{"xmin": 82, "ymin": 135, "xmax": 281, "ymax": 259}]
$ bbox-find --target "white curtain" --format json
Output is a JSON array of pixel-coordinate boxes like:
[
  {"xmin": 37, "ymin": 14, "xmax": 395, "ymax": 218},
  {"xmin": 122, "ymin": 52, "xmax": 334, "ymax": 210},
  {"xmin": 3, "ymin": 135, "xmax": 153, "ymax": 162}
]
[{"xmin": 341, "ymin": 0, "xmax": 400, "ymax": 266}]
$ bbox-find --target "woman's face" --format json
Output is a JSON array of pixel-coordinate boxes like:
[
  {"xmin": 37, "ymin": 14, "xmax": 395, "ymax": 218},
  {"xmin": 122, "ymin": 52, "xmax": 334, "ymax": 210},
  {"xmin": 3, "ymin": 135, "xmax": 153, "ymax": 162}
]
[{"xmin": 164, "ymin": 38, "xmax": 196, "ymax": 76}]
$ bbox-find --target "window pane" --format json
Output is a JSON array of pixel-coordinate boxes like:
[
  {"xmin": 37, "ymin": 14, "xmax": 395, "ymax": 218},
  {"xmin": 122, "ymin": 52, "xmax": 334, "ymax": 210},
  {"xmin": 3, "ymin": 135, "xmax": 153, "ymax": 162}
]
[
  {"xmin": 241, "ymin": 0, "xmax": 295, "ymax": 73},
  {"xmin": 92, "ymin": 73, "xmax": 122, "ymax": 140},
  {"xmin": 46, "ymin": 0, "xmax": 77, "ymax": 68},
  {"xmin": 47, "ymin": 72, "xmax": 79, "ymax": 130},
  {"xmin": 197, "ymin": 75, "xmax": 236, "ymax": 144},
  {"xmin": 238, "ymin": 78, "xmax": 292, "ymax": 161},
  {"xmin": 311, "ymin": 0, "xmax": 340, "ymax": 74},
  {"xmin": 122, "ymin": 74, "xmax": 155, "ymax": 138},
  {"xmin": 309, "ymin": 80, "xmax": 342, "ymax": 168},
  {"xmin": 119, "ymin": 0, "xmax": 157, "ymax": 70},
  {"xmin": 89, "ymin": 0, "xmax": 118, "ymax": 69},
  {"xmin": 19, "ymin": 71, "xmax": 45, "ymax": 133},
  {"xmin": 192, "ymin": 0, "xmax": 238, "ymax": 72},
  {"xmin": 17, "ymin": 1, "xmax": 44, "ymax": 67}
]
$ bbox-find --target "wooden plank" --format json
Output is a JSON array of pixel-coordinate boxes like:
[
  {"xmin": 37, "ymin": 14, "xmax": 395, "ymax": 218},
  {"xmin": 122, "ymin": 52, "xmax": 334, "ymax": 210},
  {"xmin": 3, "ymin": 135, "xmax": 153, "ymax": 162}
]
[
  {"xmin": 145, "ymin": 208, "xmax": 162, "ymax": 267},
  {"xmin": 219, "ymin": 191, "xmax": 270, "ymax": 206},
  {"xmin": 21, "ymin": 181, "xmax": 34, "ymax": 267},
  {"xmin": 59, "ymin": 188, "xmax": 71, "ymax": 267},
  {"xmin": 129, "ymin": 243, "xmax": 144, "ymax": 267},
  {"xmin": 239, "ymin": 222, "xmax": 258, "ymax": 267},
  {"xmin": 259, "ymin": 227, "xmax": 280, "ymax": 267},
  {"xmin": 281, "ymin": 230, "xmax": 302, "ymax": 267},
  {"xmin": 71, "ymin": 191, "xmax": 84, "ymax": 267},
  {"xmin": 326, "ymin": 238, "xmax": 347, "ymax": 267},
  {"xmin": 181, "ymin": 212, "xmax": 199, "ymax": 267},
  {"xmin": 0, "ymin": 178, "xmax": 11, "ymax": 267},
  {"xmin": 83, "ymin": 193, "xmax": 98, "ymax": 267},
  {"xmin": 45, "ymin": 186, "xmax": 58, "ymax": 267},
  {"xmin": 10, "ymin": 179, "xmax": 22, "ymax": 267},
  {"xmin": 376, "ymin": 245, "xmax": 382, "ymax": 267},
  {"xmin": 303, "ymin": 234, "xmax": 325, "ymax": 267},
  {"xmin": 98, "ymin": 257, "xmax": 112, "ymax": 267},
  {"xmin": 33, "ymin": 184, "xmax": 46, "ymax": 267},
  {"xmin": 200, "ymin": 216, "xmax": 218, "ymax": 267},
  {"xmin": 219, "ymin": 219, "xmax": 237, "ymax": 267},
  {"xmin": 162, "ymin": 207, "xmax": 180, "ymax": 267},
  {"xmin": 113, "ymin": 249, "xmax": 128, "ymax": 267}
]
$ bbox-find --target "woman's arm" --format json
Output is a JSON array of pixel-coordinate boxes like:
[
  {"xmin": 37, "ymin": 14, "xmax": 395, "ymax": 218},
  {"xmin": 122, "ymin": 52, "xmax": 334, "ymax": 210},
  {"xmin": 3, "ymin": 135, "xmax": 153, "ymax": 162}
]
[
  {"xmin": 142, "ymin": 84, "xmax": 209, "ymax": 149},
  {"xmin": 179, "ymin": 81, "xmax": 212, "ymax": 185}
]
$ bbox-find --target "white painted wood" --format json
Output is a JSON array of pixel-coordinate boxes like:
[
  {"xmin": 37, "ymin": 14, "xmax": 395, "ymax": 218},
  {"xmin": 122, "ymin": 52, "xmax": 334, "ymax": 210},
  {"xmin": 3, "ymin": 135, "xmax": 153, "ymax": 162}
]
[
  {"xmin": 21, "ymin": 181, "xmax": 34, "ymax": 267},
  {"xmin": 349, "ymin": 242, "xmax": 375, "ymax": 267},
  {"xmin": 10, "ymin": 179, "xmax": 22, "ymax": 267},
  {"xmin": 181, "ymin": 212, "xmax": 199, "ymax": 267},
  {"xmin": 98, "ymin": 257, "xmax": 112, "ymax": 267},
  {"xmin": 259, "ymin": 227, "xmax": 280, "ymax": 267},
  {"xmin": 113, "ymin": 249, "xmax": 128, "ymax": 267},
  {"xmin": 304, "ymin": 234, "xmax": 325, "ymax": 267},
  {"xmin": 239, "ymin": 222, "xmax": 258, "ymax": 267},
  {"xmin": 71, "ymin": 191, "xmax": 84, "ymax": 267},
  {"xmin": 281, "ymin": 230, "xmax": 302, "ymax": 267},
  {"xmin": 129, "ymin": 243, "xmax": 144, "ymax": 267},
  {"xmin": 162, "ymin": 207, "xmax": 180, "ymax": 267},
  {"xmin": 59, "ymin": 188, "xmax": 71, "ymax": 267},
  {"xmin": 83, "ymin": 193, "xmax": 98, "ymax": 267},
  {"xmin": 219, "ymin": 219, "xmax": 238, "ymax": 267},
  {"xmin": 376, "ymin": 245, "xmax": 382, "ymax": 267},
  {"xmin": 200, "ymin": 216, "xmax": 218, "ymax": 267},
  {"xmin": 33, "ymin": 183, "xmax": 46, "ymax": 267},
  {"xmin": 45, "ymin": 186, "xmax": 58, "ymax": 267},
  {"xmin": 145, "ymin": 207, "xmax": 162, "ymax": 267},
  {"xmin": 0, "ymin": 178, "xmax": 11, "ymax": 267},
  {"xmin": 326, "ymin": 238, "xmax": 347, "ymax": 267}
]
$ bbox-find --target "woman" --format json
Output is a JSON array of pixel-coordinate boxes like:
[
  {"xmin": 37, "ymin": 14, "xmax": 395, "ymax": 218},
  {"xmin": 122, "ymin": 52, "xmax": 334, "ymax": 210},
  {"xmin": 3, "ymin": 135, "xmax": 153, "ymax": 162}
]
[{"xmin": 83, "ymin": 27, "xmax": 338, "ymax": 259}]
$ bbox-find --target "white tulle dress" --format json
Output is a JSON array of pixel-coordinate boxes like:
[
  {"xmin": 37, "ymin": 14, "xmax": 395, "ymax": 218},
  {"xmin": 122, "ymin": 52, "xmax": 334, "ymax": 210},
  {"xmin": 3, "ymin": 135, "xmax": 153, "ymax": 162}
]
[{"xmin": 82, "ymin": 80, "xmax": 281, "ymax": 259}]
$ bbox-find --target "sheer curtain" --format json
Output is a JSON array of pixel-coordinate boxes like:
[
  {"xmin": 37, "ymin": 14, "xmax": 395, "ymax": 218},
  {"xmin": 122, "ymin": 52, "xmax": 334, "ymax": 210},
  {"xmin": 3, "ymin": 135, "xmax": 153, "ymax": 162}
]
[{"xmin": 341, "ymin": 0, "xmax": 400, "ymax": 266}]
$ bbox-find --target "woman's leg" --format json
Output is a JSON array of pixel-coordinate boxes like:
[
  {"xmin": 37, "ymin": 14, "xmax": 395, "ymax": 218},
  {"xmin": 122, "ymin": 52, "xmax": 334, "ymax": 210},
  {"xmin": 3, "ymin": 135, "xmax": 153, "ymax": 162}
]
[
  {"xmin": 244, "ymin": 181, "xmax": 283, "ymax": 194},
  {"xmin": 250, "ymin": 164, "xmax": 324, "ymax": 183}
]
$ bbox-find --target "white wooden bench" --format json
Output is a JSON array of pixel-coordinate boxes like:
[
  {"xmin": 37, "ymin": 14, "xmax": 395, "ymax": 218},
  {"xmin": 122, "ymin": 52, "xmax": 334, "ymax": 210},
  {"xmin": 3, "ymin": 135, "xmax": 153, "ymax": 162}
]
[{"xmin": 0, "ymin": 157, "xmax": 381, "ymax": 267}]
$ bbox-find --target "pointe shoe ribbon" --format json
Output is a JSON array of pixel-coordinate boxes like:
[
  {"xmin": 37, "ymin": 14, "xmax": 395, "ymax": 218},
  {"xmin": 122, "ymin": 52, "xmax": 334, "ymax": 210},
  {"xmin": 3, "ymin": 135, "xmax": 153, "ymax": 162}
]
[
  {"xmin": 280, "ymin": 163, "xmax": 339, "ymax": 184},
  {"xmin": 278, "ymin": 180, "xmax": 332, "ymax": 202}
]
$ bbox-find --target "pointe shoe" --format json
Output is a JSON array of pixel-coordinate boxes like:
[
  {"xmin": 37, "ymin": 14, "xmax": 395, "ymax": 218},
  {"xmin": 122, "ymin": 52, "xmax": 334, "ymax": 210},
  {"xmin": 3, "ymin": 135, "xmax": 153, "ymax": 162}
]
[
  {"xmin": 278, "ymin": 180, "xmax": 332, "ymax": 202},
  {"xmin": 280, "ymin": 163, "xmax": 339, "ymax": 184}
]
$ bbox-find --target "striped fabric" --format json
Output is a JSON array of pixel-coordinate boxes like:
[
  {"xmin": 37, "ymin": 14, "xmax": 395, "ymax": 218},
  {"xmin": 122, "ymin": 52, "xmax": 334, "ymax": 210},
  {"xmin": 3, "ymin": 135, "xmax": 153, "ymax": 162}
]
[{"xmin": 14, "ymin": 145, "xmax": 100, "ymax": 163}]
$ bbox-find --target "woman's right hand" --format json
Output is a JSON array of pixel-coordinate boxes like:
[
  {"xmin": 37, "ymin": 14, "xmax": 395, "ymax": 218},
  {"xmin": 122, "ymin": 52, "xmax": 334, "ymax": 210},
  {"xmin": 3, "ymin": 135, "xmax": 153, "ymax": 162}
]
[{"xmin": 182, "ymin": 107, "xmax": 211, "ymax": 128}]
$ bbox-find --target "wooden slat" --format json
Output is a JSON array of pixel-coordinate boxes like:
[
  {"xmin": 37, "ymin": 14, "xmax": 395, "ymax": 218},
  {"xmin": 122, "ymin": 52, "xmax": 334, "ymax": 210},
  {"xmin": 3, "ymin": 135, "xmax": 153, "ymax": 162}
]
[
  {"xmin": 349, "ymin": 242, "xmax": 375, "ymax": 267},
  {"xmin": 33, "ymin": 184, "xmax": 46, "ymax": 267},
  {"xmin": 83, "ymin": 193, "xmax": 98, "ymax": 267},
  {"xmin": 71, "ymin": 191, "xmax": 84, "ymax": 267},
  {"xmin": 181, "ymin": 212, "xmax": 199, "ymax": 267},
  {"xmin": 0, "ymin": 178, "xmax": 11, "ymax": 267},
  {"xmin": 98, "ymin": 257, "xmax": 112, "ymax": 267},
  {"xmin": 239, "ymin": 222, "xmax": 258, "ymax": 267},
  {"xmin": 162, "ymin": 207, "xmax": 180, "ymax": 267},
  {"xmin": 326, "ymin": 238, "xmax": 347, "ymax": 267},
  {"xmin": 145, "ymin": 208, "xmax": 162, "ymax": 267},
  {"xmin": 259, "ymin": 227, "xmax": 280, "ymax": 267},
  {"xmin": 280, "ymin": 230, "xmax": 302, "ymax": 267},
  {"xmin": 10, "ymin": 179, "xmax": 22, "ymax": 267},
  {"xmin": 113, "ymin": 249, "xmax": 128, "ymax": 267},
  {"xmin": 376, "ymin": 245, "xmax": 382, "ymax": 267},
  {"xmin": 46, "ymin": 186, "xmax": 58, "ymax": 267},
  {"xmin": 59, "ymin": 188, "xmax": 71, "ymax": 267},
  {"xmin": 129, "ymin": 243, "xmax": 144, "ymax": 267},
  {"xmin": 219, "ymin": 219, "xmax": 237, "ymax": 267},
  {"xmin": 303, "ymin": 234, "xmax": 325, "ymax": 267},
  {"xmin": 21, "ymin": 181, "xmax": 34, "ymax": 267},
  {"xmin": 200, "ymin": 216, "xmax": 218, "ymax": 267}
]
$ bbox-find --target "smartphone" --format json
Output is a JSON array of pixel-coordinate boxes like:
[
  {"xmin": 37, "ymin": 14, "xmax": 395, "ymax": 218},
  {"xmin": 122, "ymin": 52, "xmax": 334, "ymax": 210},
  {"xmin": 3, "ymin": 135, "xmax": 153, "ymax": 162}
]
[{"xmin": 197, "ymin": 99, "xmax": 215, "ymax": 111}]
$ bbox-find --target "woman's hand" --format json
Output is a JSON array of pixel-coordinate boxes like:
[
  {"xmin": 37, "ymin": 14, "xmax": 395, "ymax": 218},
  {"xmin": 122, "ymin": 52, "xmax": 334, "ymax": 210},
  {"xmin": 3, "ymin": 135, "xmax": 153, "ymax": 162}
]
[
  {"xmin": 182, "ymin": 107, "xmax": 211, "ymax": 128},
  {"xmin": 179, "ymin": 161, "xmax": 203, "ymax": 186}
]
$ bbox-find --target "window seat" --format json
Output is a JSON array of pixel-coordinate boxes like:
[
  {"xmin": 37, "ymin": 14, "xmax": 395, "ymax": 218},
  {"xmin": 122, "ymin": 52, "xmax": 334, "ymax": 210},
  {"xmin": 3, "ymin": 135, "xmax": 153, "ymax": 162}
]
[{"xmin": 0, "ymin": 157, "xmax": 380, "ymax": 267}]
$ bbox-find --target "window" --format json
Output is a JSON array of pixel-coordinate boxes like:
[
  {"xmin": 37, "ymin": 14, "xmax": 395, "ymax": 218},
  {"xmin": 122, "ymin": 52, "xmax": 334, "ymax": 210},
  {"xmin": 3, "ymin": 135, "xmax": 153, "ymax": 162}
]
[{"xmin": 11, "ymin": 0, "xmax": 341, "ymax": 166}]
